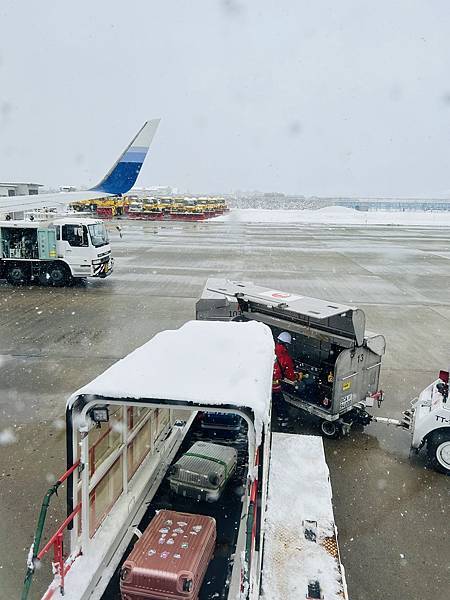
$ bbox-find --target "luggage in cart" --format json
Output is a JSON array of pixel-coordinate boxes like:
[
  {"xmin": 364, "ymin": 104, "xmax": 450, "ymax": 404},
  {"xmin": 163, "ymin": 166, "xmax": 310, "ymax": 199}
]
[
  {"xmin": 120, "ymin": 509, "xmax": 216, "ymax": 600},
  {"xmin": 199, "ymin": 411, "xmax": 242, "ymax": 438},
  {"xmin": 168, "ymin": 441, "xmax": 237, "ymax": 502}
]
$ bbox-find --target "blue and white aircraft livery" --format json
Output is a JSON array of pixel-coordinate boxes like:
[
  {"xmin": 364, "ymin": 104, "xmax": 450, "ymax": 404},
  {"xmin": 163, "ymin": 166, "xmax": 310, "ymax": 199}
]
[{"xmin": 0, "ymin": 119, "xmax": 160, "ymax": 214}]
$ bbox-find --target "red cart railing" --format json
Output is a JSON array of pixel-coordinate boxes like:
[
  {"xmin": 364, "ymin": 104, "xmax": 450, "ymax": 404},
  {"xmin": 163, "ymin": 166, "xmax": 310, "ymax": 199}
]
[{"xmin": 21, "ymin": 460, "xmax": 81, "ymax": 600}]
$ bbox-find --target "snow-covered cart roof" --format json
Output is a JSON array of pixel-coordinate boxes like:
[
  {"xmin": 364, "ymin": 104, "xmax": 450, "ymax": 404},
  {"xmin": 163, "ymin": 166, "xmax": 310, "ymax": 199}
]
[{"xmin": 68, "ymin": 320, "xmax": 274, "ymax": 441}]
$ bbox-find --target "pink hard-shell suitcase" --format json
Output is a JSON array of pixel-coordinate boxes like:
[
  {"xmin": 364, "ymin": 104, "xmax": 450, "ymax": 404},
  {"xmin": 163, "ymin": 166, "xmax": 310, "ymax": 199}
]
[{"xmin": 120, "ymin": 509, "xmax": 216, "ymax": 600}]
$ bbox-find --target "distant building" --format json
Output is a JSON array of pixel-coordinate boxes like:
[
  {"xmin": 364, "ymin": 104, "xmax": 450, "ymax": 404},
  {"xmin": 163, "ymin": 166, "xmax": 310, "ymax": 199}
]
[
  {"xmin": 329, "ymin": 197, "xmax": 450, "ymax": 212},
  {"xmin": 130, "ymin": 185, "xmax": 177, "ymax": 196},
  {"xmin": 234, "ymin": 193, "xmax": 450, "ymax": 211},
  {"xmin": 0, "ymin": 182, "xmax": 43, "ymax": 197}
]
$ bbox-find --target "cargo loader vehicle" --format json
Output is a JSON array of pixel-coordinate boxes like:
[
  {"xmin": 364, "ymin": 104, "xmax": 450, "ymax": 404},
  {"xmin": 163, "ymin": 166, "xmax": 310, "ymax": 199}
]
[{"xmin": 22, "ymin": 320, "xmax": 347, "ymax": 600}]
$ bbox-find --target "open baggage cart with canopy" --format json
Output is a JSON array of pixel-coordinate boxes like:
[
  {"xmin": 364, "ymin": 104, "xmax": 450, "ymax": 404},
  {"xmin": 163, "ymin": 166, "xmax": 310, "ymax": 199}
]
[{"xmin": 22, "ymin": 320, "xmax": 348, "ymax": 600}]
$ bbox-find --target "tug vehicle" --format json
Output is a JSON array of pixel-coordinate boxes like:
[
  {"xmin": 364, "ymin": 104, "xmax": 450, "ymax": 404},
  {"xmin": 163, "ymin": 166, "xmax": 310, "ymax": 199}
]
[
  {"xmin": 22, "ymin": 320, "xmax": 347, "ymax": 600},
  {"xmin": 0, "ymin": 217, "xmax": 112, "ymax": 284},
  {"xmin": 382, "ymin": 369, "xmax": 450, "ymax": 475}
]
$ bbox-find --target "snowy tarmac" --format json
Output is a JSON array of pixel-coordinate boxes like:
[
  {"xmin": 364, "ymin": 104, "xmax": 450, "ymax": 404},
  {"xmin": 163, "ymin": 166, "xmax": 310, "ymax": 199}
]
[{"xmin": 0, "ymin": 216, "xmax": 449, "ymax": 599}]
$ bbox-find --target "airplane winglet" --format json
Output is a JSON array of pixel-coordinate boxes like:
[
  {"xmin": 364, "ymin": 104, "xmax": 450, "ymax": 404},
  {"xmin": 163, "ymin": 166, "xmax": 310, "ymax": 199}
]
[{"xmin": 90, "ymin": 119, "xmax": 160, "ymax": 195}]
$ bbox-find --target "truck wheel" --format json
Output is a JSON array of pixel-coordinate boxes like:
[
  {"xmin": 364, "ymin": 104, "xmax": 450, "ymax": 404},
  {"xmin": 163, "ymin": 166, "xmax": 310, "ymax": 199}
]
[
  {"xmin": 7, "ymin": 265, "xmax": 30, "ymax": 285},
  {"xmin": 427, "ymin": 431, "xmax": 450, "ymax": 475},
  {"xmin": 44, "ymin": 263, "xmax": 71, "ymax": 286},
  {"xmin": 320, "ymin": 420, "xmax": 339, "ymax": 438}
]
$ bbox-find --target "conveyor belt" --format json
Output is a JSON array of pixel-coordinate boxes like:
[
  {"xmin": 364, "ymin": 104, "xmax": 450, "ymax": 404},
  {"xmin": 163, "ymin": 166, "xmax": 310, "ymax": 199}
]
[{"xmin": 261, "ymin": 433, "xmax": 348, "ymax": 600}]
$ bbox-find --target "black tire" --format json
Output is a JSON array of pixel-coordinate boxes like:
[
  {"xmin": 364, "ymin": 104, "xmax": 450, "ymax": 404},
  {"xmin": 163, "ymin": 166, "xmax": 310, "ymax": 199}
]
[
  {"xmin": 320, "ymin": 420, "xmax": 340, "ymax": 439},
  {"xmin": 43, "ymin": 263, "xmax": 71, "ymax": 286},
  {"xmin": 7, "ymin": 264, "xmax": 30, "ymax": 286},
  {"xmin": 427, "ymin": 430, "xmax": 450, "ymax": 475}
]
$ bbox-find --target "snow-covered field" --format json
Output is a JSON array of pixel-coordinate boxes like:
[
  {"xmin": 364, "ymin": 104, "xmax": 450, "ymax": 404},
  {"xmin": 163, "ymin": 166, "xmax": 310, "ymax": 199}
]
[{"xmin": 217, "ymin": 206, "xmax": 450, "ymax": 226}]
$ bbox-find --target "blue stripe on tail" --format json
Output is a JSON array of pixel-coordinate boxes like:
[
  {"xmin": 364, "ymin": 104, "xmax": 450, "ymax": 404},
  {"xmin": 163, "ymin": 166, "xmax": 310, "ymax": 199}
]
[
  {"xmin": 90, "ymin": 121, "xmax": 160, "ymax": 195},
  {"xmin": 92, "ymin": 160, "xmax": 146, "ymax": 195}
]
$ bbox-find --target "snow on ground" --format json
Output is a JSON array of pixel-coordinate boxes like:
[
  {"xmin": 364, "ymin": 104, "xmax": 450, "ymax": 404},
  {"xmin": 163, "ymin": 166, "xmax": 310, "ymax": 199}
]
[{"xmin": 217, "ymin": 206, "xmax": 450, "ymax": 226}]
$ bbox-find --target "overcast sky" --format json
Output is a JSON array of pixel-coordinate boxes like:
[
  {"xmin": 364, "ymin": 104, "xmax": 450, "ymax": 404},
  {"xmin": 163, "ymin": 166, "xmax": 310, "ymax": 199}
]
[{"xmin": 1, "ymin": 1, "xmax": 450, "ymax": 197}]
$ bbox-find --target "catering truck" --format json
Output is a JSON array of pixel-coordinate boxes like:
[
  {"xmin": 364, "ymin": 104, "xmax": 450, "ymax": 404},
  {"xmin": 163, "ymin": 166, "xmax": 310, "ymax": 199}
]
[
  {"xmin": 22, "ymin": 321, "xmax": 347, "ymax": 600},
  {"xmin": 0, "ymin": 217, "xmax": 113, "ymax": 285}
]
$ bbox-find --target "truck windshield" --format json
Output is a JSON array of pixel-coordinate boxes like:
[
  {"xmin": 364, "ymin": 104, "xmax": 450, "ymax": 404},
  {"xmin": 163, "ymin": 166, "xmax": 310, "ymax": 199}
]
[{"xmin": 88, "ymin": 223, "xmax": 109, "ymax": 247}]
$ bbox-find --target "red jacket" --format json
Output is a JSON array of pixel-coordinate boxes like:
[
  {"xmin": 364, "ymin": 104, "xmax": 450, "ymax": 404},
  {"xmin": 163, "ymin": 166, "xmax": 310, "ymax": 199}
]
[
  {"xmin": 273, "ymin": 342, "xmax": 296, "ymax": 391},
  {"xmin": 273, "ymin": 359, "xmax": 283, "ymax": 392}
]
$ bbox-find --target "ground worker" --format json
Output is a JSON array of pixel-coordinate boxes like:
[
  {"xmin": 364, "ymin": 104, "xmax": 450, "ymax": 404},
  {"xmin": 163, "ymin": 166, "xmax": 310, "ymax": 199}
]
[
  {"xmin": 274, "ymin": 331, "xmax": 297, "ymax": 382},
  {"xmin": 272, "ymin": 355, "xmax": 283, "ymax": 399},
  {"xmin": 272, "ymin": 330, "xmax": 296, "ymax": 394}
]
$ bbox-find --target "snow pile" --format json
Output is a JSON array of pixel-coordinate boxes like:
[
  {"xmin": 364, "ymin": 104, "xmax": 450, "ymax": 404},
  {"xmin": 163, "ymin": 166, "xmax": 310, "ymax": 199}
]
[
  {"xmin": 69, "ymin": 320, "xmax": 274, "ymax": 443},
  {"xmin": 217, "ymin": 207, "xmax": 450, "ymax": 226},
  {"xmin": 262, "ymin": 433, "xmax": 347, "ymax": 599}
]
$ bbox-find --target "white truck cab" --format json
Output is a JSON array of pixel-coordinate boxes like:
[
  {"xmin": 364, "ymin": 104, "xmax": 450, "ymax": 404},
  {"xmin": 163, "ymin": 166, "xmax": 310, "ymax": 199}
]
[{"xmin": 0, "ymin": 217, "xmax": 113, "ymax": 285}]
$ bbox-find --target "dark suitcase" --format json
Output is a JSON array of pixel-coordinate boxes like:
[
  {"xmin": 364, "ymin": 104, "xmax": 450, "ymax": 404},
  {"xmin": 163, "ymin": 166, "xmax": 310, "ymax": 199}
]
[
  {"xmin": 200, "ymin": 411, "xmax": 242, "ymax": 437},
  {"xmin": 168, "ymin": 441, "xmax": 237, "ymax": 502},
  {"xmin": 120, "ymin": 509, "xmax": 216, "ymax": 600}
]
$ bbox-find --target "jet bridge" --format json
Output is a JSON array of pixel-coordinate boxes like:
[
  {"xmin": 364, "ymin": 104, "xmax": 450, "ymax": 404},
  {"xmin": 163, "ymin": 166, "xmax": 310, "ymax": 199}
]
[{"xmin": 196, "ymin": 279, "xmax": 386, "ymax": 435}]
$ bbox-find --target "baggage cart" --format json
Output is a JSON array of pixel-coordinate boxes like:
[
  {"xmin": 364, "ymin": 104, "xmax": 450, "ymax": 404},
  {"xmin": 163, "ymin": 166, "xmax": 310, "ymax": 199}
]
[
  {"xmin": 168, "ymin": 441, "xmax": 237, "ymax": 502},
  {"xmin": 120, "ymin": 509, "xmax": 216, "ymax": 600}
]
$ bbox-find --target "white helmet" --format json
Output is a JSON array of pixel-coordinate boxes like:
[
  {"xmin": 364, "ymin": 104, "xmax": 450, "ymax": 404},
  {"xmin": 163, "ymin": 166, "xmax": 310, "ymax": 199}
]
[{"xmin": 277, "ymin": 331, "xmax": 292, "ymax": 344}]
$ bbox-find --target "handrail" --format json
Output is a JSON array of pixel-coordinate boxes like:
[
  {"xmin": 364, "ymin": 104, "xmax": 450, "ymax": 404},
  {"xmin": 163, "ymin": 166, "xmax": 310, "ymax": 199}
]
[
  {"xmin": 37, "ymin": 504, "xmax": 81, "ymax": 560},
  {"xmin": 21, "ymin": 460, "xmax": 80, "ymax": 600}
]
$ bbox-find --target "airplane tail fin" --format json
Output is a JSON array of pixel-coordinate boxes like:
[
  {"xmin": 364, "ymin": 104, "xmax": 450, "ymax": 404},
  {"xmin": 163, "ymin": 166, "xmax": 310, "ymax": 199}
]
[{"xmin": 90, "ymin": 119, "xmax": 160, "ymax": 195}]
